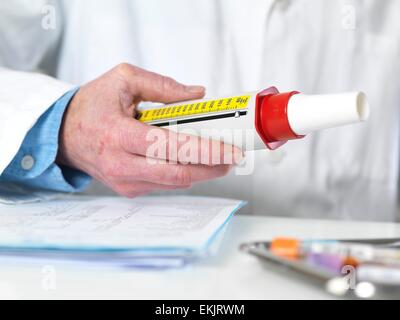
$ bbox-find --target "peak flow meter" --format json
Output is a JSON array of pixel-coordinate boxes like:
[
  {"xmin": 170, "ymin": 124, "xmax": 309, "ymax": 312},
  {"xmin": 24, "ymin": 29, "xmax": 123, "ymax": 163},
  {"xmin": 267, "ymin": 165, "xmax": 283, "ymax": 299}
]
[{"xmin": 137, "ymin": 87, "xmax": 370, "ymax": 151}]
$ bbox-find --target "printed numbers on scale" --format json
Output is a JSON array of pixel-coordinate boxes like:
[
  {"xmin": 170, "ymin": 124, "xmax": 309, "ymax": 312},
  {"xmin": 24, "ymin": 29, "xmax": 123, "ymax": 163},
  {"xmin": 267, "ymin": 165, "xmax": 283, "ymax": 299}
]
[{"xmin": 136, "ymin": 95, "xmax": 251, "ymax": 124}]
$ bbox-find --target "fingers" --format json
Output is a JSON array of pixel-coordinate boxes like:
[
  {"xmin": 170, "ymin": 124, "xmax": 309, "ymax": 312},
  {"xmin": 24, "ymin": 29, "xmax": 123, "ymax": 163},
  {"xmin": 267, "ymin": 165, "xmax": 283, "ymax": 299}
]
[
  {"xmin": 116, "ymin": 63, "xmax": 205, "ymax": 103},
  {"xmin": 113, "ymin": 64, "xmax": 243, "ymax": 165},
  {"xmin": 119, "ymin": 118, "xmax": 244, "ymax": 165},
  {"xmin": 101, "ymin": 153, "xmax": 234, "ymax": 187}
]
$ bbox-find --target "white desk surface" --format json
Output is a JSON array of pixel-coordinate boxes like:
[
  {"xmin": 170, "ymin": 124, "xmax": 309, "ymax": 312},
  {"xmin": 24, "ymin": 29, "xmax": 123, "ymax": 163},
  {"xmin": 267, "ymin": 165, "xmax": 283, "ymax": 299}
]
[{"xmin": 0, "ymin": 215, "xmax": 400, "ymax": 300}]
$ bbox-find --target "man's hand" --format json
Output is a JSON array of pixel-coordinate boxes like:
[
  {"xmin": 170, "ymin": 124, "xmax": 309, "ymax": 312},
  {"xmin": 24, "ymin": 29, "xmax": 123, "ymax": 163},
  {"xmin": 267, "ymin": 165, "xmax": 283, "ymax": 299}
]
[{"xmin": 57, "ymin": 64, "xmax": 243, "ymax": 198}]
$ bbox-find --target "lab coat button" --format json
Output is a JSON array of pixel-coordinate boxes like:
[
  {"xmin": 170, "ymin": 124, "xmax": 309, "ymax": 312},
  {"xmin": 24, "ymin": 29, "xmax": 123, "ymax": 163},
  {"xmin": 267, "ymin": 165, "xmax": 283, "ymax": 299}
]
[{"xmin": 21, "ymin": 155, "xmax": 35, "ymax": 170}]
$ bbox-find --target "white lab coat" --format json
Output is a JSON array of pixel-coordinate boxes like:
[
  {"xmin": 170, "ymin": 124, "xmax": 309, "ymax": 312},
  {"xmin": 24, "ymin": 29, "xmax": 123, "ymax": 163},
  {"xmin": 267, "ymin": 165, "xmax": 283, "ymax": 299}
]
[{"xmin": 1, "ymin": 0, "xmax": 399, "ymax": 221}]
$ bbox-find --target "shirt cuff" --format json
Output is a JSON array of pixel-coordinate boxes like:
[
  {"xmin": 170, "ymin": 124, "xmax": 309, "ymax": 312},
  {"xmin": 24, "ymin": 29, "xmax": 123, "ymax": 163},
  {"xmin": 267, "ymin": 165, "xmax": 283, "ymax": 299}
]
[{"xmin": 0, "ymin": 88, "xmax": 92, "ymax": 193}]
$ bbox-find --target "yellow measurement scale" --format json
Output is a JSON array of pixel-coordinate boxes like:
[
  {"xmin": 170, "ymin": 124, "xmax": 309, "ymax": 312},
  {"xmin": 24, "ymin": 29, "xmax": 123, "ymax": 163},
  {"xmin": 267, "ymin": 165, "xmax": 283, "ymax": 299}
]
[{"xmin": 137, "ymin": 95, "xmax": 251, "ymax": 127}]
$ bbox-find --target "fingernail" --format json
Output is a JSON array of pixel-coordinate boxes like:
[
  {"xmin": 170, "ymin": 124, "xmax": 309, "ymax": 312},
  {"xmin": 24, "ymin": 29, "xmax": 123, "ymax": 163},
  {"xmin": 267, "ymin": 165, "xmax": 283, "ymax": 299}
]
[{"xmin": 186, "ymin": 85, "xmax": 206, "ymax": 94}]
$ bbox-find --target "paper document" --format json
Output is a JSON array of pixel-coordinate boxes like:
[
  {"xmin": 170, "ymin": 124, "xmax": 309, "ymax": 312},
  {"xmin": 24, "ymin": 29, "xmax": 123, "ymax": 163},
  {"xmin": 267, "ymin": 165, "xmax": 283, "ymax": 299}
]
[{"xmin": 0, "ymin": 196, "xmax": 244, "ymax": 253}]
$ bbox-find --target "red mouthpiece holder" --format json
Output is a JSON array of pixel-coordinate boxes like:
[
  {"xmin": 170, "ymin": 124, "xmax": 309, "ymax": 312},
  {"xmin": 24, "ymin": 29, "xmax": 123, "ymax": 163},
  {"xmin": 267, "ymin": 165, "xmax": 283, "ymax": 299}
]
[{"xmin": 255, "ymin": 87, "xmax": 304, "ymax": 150}]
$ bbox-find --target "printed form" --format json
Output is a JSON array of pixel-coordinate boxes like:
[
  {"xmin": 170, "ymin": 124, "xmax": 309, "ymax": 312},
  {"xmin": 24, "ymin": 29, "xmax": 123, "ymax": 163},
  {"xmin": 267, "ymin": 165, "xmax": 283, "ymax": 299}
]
[{"xmin": 0, "ymin": 196, "xmax": 244, "ymax": 252}]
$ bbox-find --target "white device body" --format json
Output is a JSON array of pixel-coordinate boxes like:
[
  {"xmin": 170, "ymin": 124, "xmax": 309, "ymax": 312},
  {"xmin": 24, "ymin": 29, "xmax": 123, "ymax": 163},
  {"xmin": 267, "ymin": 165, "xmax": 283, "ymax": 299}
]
[
  {"xmin": 169, "ymin": 92, "xmax": 263, "ymax": 151},
  {"xmin": 140, "ymin": 91, "xmax": 370, "ymax": 152}
]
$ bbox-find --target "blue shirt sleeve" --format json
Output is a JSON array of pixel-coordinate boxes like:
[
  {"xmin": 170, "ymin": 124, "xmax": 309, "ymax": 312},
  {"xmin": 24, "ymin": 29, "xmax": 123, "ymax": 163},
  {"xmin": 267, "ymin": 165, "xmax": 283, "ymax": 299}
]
[{"xmin": 0, "ymin": 88, "xmax": 92, "ymax": 193}]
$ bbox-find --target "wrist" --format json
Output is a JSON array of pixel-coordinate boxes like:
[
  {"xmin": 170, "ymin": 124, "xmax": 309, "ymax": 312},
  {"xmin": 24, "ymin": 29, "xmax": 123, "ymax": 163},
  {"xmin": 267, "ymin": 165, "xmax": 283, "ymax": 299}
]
[{"xmin": 57, "ymin": 88, "xmax": 85, "ymax": 171}]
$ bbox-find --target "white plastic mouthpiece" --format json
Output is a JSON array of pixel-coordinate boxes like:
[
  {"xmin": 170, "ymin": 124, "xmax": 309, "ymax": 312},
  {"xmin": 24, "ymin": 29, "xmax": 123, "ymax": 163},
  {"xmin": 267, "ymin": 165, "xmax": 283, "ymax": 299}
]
[{"xmin": 287, "ymin": 92, "xmax": 370, "ymax": 136}]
